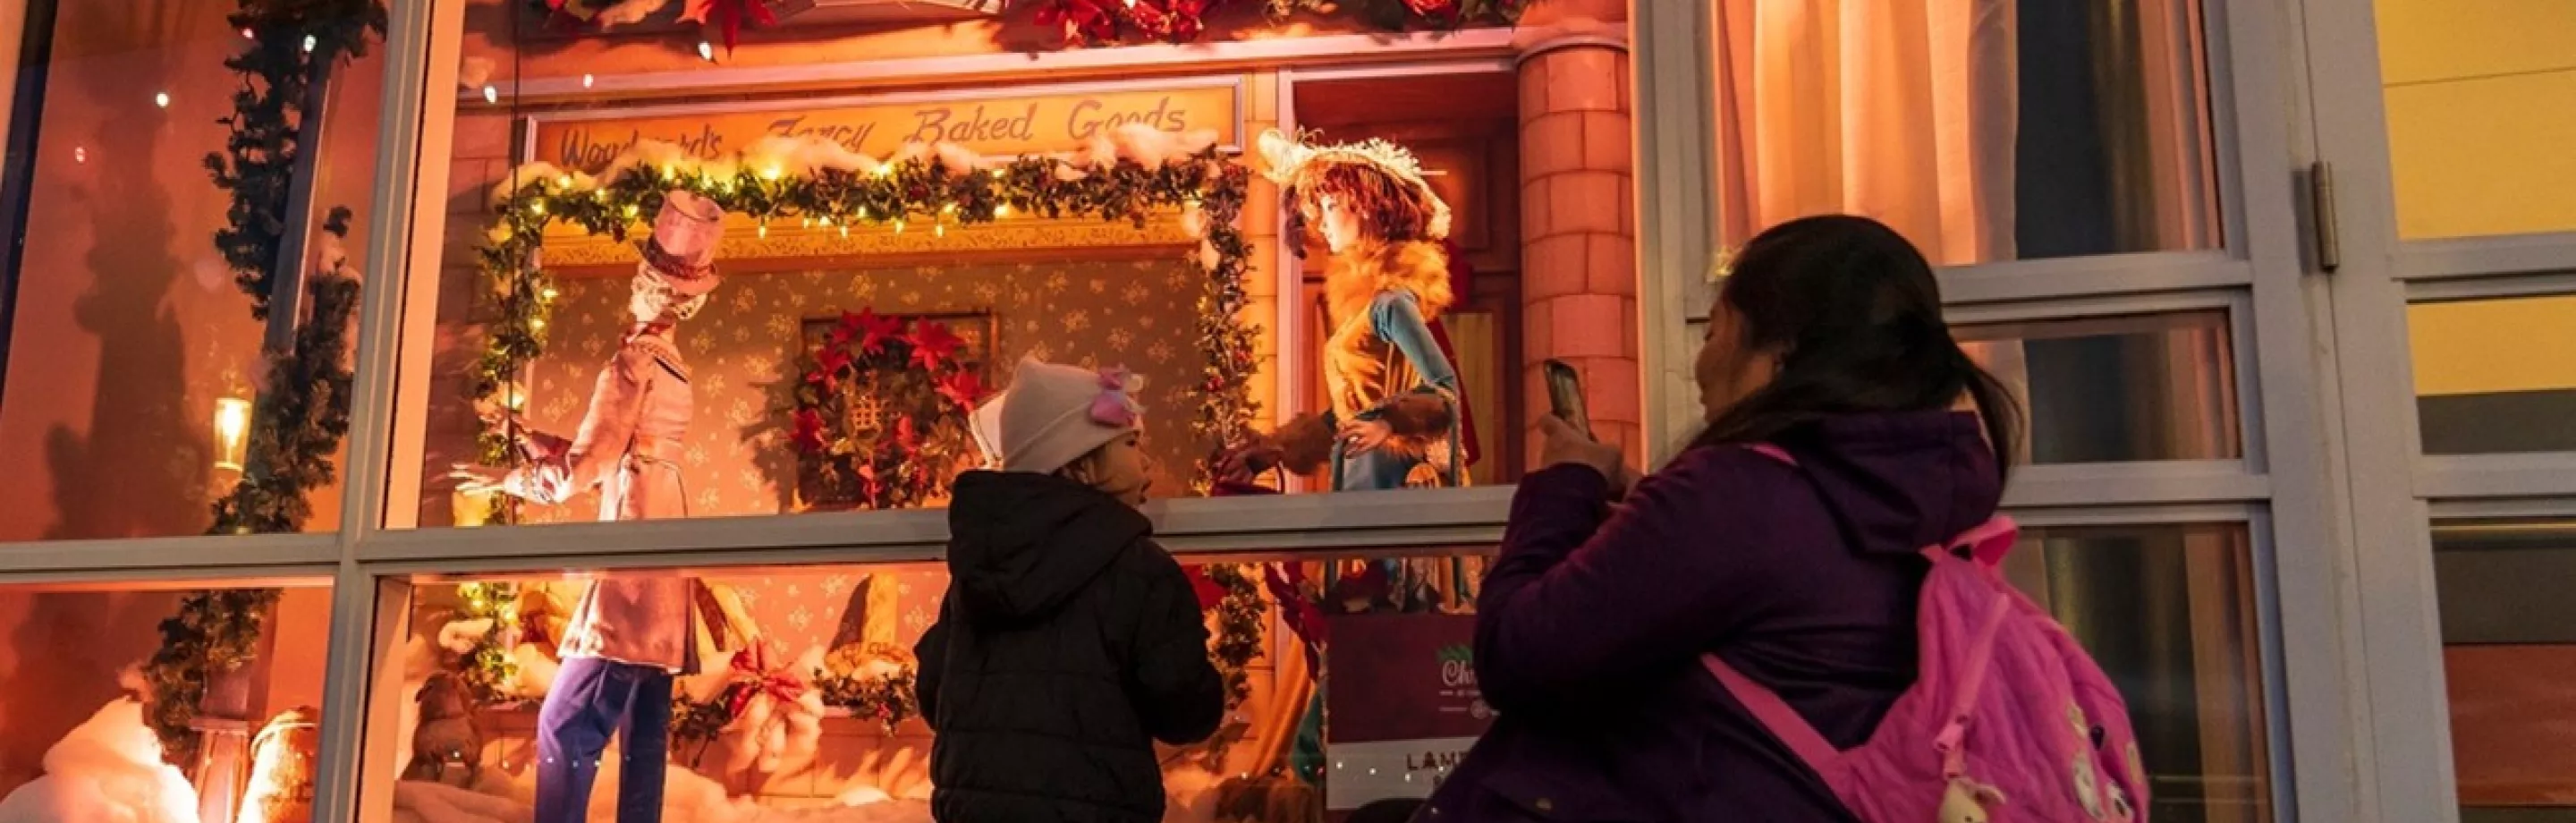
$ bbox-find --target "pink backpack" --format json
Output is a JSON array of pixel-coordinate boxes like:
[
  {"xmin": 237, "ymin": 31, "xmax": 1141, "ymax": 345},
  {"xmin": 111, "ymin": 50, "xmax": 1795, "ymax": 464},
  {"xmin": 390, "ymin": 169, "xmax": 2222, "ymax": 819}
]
[{"xmin": 1707, "ymin": 445, "xmax": 2148, "ymax": 823}]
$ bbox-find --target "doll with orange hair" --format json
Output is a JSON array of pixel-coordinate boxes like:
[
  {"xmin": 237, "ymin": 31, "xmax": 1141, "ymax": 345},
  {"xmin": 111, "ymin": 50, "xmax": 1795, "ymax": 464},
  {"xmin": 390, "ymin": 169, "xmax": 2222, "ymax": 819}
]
[{"xmin": 1226, "ymin": 130, "xmax": 1469, "ymax": 492}]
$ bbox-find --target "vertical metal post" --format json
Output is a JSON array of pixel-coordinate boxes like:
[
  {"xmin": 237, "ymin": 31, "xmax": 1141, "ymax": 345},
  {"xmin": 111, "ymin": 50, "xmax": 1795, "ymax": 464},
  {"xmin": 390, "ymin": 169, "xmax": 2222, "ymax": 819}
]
[{"xmin": 260, "ymin": 55, "xmax": 339, "ymax": 357}]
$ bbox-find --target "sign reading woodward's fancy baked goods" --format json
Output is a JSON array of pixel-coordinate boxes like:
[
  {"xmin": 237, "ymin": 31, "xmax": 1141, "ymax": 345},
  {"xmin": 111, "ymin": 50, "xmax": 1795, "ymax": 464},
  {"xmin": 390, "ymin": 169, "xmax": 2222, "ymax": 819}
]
[{"xmin": 532, "ymin": 84, "xmax": 1241, "ymax": 174}]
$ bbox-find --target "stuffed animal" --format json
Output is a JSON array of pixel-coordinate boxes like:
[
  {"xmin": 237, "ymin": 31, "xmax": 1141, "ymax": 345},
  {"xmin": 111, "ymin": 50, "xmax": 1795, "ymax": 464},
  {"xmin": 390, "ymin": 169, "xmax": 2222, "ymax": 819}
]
[{"xmin": 400, "ymin": 672, "xmax": 483, "ymax": 787}]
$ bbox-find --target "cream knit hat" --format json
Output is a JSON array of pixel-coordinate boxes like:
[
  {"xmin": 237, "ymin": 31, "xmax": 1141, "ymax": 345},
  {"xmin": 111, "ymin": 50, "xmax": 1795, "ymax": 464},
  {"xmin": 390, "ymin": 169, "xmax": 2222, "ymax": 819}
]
[{"xmin": 997, "ymin": 358, "xmax": 1144, "ymax": 475}]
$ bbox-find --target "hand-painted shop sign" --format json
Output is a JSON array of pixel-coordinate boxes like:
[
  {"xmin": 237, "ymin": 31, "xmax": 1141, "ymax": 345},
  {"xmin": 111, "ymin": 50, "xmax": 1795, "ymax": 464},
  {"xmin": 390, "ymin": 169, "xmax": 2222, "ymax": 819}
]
[{"xmin": 530, "ymin": 83, "xmax": 1241, "ymax": 174}]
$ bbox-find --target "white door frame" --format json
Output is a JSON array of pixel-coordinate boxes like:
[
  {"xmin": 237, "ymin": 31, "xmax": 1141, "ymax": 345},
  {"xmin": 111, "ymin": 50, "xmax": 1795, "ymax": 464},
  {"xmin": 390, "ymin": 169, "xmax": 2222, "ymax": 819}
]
[{"xmin": 2299, "ymin": 0, "xmax": 2576, "ymax": 819}]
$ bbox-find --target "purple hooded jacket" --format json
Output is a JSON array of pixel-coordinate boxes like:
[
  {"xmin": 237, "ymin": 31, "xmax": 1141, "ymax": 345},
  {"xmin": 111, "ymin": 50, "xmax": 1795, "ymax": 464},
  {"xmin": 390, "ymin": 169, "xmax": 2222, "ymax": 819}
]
[{"xmin": 1419, "ymin": 411, "xmax": 2003, "ymax": 822}]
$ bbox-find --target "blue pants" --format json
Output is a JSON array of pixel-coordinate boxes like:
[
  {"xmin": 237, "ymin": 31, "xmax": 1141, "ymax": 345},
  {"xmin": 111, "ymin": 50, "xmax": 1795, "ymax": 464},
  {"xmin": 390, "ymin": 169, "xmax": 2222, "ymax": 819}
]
[{"xmin": 537, "ymin": 657, "xmax": 673, "ymax": 823}]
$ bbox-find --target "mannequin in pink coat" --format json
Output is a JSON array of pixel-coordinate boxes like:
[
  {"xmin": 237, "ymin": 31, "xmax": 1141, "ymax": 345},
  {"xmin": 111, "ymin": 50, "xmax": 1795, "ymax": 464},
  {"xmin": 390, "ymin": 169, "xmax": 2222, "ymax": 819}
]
[{"xmin": 466, "ymin": 191, "xmax": 752, "ymax": 823}]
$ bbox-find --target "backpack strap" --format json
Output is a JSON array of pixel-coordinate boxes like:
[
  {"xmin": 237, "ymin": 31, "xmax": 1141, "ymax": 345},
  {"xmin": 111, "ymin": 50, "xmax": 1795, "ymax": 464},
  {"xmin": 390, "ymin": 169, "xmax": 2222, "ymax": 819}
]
[{"xmin": 1703, "ymin": 654, "xmax": 1847, "ymax": 779}]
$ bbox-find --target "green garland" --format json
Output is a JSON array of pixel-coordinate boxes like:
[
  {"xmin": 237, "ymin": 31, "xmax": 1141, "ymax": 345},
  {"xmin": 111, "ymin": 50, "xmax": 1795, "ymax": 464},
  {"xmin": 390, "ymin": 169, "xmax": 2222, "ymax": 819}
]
[
  {"xmin": 146, "ymin": 0, "xmax": 386, "ymax": 769},
  {"xmin": 206, "ymin": 0, "xmax": 387, "ymax": 318},
  {"xmin": 473, "ymin": 143, "xmax": 1262, "ymax": 513},
  {"xmin": 1204, "ymin": 564, "xmax": 1266, "ymax": 709},
  {"xmin": 451, "ymin": 582, "xmax": 524, "ymax": 705},
  {"xmin": 812, "ymin": 668, "xmax": 921, "ymax": 734}
]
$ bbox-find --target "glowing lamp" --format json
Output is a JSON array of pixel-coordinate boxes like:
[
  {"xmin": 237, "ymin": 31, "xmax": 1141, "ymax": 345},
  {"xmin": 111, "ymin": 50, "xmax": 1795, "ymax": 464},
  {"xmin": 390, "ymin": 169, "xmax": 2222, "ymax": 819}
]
[{"xmin": 214, "ymin": 396, "xmax": 252, "ymax": 472}]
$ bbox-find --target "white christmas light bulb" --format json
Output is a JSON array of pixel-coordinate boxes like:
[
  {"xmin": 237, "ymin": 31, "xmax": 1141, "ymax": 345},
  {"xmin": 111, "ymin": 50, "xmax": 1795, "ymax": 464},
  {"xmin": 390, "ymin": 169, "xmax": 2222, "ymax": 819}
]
[{"xmin": 154, "ymin": 92, "xmax": 170, "ymax": 108}]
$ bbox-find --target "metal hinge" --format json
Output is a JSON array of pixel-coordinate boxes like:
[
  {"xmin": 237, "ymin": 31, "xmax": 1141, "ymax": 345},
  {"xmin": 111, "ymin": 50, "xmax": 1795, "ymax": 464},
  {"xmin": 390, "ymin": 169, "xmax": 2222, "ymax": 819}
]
[{"xmin": 2309, "ymin": 160, "xmax": 2342, "ymax": 274}]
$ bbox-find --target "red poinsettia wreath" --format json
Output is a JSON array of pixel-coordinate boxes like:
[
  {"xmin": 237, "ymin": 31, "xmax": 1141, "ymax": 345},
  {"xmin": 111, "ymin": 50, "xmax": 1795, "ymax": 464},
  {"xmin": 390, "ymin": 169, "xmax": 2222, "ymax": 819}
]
[{"xmin": 792, "ymin": 310, "xmax": 989, "ymax": 511}]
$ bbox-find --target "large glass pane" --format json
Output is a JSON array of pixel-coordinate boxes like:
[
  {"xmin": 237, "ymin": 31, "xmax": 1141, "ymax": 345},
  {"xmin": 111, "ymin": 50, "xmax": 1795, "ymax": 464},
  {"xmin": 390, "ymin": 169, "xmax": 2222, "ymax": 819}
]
[
  {"xmin": 2408, "ymin": 293, "xmax": 2576, "ymax": 454},
  {"xmin": 2005, "ymin": 522, "xmax": 2272, "ymax": 823},
  {"xmin": 397, "ymin": 3, "xmax": 1649, "ymax": 529},
  {"xmin": 0, "ymin": 0, "xmax": 394, "ymax": 539},
  {"xmin": 1959, "ymin": 309, "xmax": 2242, "ymax": 463},
  {"xmin": 2374, "ymin": 0, "xmax": 2576, "ymax": 239},
  {"xmin": 2435, "ymin": 518, "xmax": 2576, "ymax": 821},
  {"xmin": 366, "ymin": 547, "xmax": 1495, "ymax": 821},
  {"xmin": 0, "ymin": 580, "xmax": 335, "ymax": 821},
  {"xmin": 1708, "ymin": 0, "xmax": 2222, "ymax": 265}
]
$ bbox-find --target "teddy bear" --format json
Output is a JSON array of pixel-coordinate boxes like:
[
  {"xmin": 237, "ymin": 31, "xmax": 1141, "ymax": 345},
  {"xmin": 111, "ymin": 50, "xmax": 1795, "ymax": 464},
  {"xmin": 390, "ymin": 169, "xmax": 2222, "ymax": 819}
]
[{"xmin": 400, "ymin": 672, "xmax": 483, "ymax": 788}]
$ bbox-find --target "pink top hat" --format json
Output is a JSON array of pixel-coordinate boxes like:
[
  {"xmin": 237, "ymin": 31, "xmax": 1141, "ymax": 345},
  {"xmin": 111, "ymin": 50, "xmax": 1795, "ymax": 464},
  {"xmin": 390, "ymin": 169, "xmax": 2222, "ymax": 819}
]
[{"xmin": 643, "ymin": 189, "xmax": 724, "ymax": 294}]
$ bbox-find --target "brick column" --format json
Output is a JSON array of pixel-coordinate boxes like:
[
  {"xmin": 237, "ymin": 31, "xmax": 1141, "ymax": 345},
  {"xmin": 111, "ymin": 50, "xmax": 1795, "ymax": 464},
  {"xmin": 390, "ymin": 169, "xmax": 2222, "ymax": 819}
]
[{"xmin": 1517, "ymin": 34, "xmax": 1641, "ymax": 466}]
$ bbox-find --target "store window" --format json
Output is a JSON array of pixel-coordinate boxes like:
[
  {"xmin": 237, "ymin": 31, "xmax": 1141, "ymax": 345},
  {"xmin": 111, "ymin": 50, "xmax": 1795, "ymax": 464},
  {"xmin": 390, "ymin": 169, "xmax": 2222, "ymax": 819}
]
[
  {"xmin": 0, "ymin": 0, "xmax": 394, "ymax": 540},
  {"xmin": 367, "ymin": 547, "xmax": 1493, "ymax": 820},
  {"xmin": 394, "ymin": 2, "xmax": 1648, "ymax": 529},
  {"xmin": 2408, "ymin": 293, "xmax": 2576, "ymax": 455},
  {"xmin": 0, "ymin": 580, "xmax": 335, "ymax": 822},
  {"xmin": 2008, "ymin": 522, "xmax": 2273, "ymax": 823},
  {"xmin": 2434, "ymin": 518, "xmax": 2576, "ymax": 822},
  {"xmin": 1959, "ymin": 310, "xmax": 2242, "ymax": 464},
  {"xmin": 2373, "ymin": 0, "xmax": 2576, "ymax": 239},
  {"xmin": 1707, "ymin": 0, "xmax": 2221, "ymax": 266}
]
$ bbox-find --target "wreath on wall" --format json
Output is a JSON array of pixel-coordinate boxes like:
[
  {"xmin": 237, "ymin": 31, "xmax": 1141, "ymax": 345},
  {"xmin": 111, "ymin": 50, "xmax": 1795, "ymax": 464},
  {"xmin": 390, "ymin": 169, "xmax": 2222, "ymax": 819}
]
[
  {"xmin": 471, "ymin": 126, "xmax": 1261, "ymax": 523},
  {"xmin": 791, "ymin": 310, "xmax": 987, "ymax": 511}
]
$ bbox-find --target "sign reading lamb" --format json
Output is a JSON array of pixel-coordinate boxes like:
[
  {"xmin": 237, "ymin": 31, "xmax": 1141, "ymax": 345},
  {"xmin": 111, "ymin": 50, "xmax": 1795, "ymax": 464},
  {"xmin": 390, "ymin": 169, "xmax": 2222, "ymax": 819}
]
[{"xmin": 535, "ymin": 85, "xmax": 1241, "ymax": 174}]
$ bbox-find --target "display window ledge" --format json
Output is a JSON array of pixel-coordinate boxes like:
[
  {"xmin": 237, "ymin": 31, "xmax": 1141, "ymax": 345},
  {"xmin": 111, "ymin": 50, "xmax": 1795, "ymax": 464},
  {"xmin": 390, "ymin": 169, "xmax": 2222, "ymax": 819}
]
[
  {"xmin": 0, "ymin": 532, "xmax": 341, "ymax": 581},
  {"xmin": 352, "ymin": 484, "xmax": 1517, "ymax": 566}
]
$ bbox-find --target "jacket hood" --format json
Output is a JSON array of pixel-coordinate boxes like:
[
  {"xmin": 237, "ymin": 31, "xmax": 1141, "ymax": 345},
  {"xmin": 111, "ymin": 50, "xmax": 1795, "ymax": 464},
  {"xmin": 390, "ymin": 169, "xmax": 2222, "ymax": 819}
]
[
  {"xmin": 1779, "ymin": 411, "xmax": 2005, "ymax": 556},
  {"xmin": 945, "ymin": 471, "xmax": 1150, "ymax": 624}
]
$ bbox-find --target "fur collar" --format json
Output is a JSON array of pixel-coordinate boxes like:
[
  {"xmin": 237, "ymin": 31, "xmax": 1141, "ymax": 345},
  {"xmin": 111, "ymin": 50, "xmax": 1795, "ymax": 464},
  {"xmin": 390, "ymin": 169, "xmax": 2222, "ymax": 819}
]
[{"xmin": 1326, "ymin": 240, "xmax": 1453, "ymax": 325}]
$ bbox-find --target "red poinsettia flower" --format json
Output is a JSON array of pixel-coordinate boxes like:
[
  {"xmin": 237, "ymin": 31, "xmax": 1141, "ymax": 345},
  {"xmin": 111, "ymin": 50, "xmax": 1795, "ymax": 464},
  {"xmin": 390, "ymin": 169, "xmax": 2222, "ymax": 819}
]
[
  {"xmin": 1035, "ymin": 0, "xmax": 1119, "ymax": 44},
  {"xmin": 1185, "ymin": 566, "xmax": 1225, "ymax": 610},
  {"xmin": 809, "ymin": 346, "xmax": 853, "ymax": 383},
  {"xmin": 935, "ymin": 369, "xmax": 985, "ymax": 411},
  {"xmin": 688, "ymin": 0, "xmax": 778, "ymax": 53},
  {"xmin": 852, "ymin": 310, "xmax": 908, "ymax": 355},
  {"xmin": 1402, "ymin": 0, "xmax": 1460, "ymax": 17},
  {"xmin": 894, "ymin": 416, "xmax": 920, "ymax": 450},
  {"xmin": 1162, "ymin": 0, "xmax": 1208, "ymax": 40},
  {"xmin": 791, "ymin": 409, "xmax": 827, "ymax": 452},
  {"xmin": 908, "ymin": 321, "xmax": 965, "ymax": 371}
]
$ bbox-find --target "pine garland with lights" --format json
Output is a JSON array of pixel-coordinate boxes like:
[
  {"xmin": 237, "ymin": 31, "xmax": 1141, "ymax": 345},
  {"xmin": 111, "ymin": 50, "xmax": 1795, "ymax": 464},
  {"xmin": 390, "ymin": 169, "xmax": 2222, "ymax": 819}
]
[
  {"xmin": 472, "ymin": 140, "xmax": 1263, "ymax": 515},
  {"xmin": 145, "ymin": 0, "xmax": 385, "ymax": 769},
  {"xmin": 453, "ymin": 582, "xmax": 524, "ymax": 705}
]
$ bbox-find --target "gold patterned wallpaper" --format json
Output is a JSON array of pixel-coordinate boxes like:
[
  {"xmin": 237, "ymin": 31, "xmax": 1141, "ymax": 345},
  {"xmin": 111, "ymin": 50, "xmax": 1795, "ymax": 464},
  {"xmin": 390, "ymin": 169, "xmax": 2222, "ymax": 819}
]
[{"xmin": 513, "ymin": 253, "xmax": 1212, "ymax": 523}]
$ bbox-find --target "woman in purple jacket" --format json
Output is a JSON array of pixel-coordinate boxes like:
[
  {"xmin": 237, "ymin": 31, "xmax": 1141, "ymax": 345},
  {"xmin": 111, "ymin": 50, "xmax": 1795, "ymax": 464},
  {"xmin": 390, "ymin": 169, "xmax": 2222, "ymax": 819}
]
[{"xmin": 1420, "ymin": 216, "xmax": 2021, "ymax": 821}]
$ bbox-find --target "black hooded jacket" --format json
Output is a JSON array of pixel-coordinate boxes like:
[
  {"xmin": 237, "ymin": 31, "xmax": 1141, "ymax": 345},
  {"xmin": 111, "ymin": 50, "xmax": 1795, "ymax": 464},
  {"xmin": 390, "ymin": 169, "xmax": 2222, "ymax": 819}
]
[{"xmin": 916, "ymin": 471, "xmax": 1226, "ymax": 823}]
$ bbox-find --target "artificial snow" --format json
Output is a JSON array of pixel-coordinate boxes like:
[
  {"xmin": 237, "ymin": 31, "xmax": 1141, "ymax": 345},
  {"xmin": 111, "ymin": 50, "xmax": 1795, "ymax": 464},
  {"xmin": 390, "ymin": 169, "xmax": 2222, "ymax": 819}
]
[
  {"xmin": 0, "ymin": 698, "xmax": 201, "ymax": 823},
  {"xmin": 388, "ymin": 753, "xmax": 933, "ymax": 823}
]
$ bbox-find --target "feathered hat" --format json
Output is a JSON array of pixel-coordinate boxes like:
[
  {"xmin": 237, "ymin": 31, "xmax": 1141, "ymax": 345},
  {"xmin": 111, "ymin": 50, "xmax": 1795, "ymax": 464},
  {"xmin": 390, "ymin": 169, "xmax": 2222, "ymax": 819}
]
[{"xmin": 1257, "ymin": 129, "xmax": 1453, "ymax": 242}]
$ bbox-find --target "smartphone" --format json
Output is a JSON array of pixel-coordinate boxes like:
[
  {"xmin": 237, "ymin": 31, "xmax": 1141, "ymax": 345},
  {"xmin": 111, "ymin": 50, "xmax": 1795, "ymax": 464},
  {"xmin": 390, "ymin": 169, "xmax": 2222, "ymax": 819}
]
[{"xmin": 1543, "ymin": 359, "xmax": 1592, "ymax": 440}]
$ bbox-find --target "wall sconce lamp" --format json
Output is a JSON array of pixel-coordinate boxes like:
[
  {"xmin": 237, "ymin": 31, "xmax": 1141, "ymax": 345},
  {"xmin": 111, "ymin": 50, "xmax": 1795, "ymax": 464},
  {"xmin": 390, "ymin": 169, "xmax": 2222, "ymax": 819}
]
[{"xmin": 214, "ymin": 396, "xmax": 252, "ymax": 472}]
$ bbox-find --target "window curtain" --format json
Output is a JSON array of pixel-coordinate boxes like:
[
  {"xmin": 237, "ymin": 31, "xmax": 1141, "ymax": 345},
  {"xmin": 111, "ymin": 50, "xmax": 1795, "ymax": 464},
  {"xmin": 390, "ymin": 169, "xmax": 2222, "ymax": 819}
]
[{"xmin": 1711, "ymin": 0, "xmax": 2021, "ymax": 266}]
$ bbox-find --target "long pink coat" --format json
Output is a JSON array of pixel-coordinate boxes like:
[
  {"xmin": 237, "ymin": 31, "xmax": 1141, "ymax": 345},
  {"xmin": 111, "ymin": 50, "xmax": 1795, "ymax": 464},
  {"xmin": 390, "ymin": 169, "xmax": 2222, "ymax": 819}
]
[{"xmin": 529, "ymin": 330, "xmax": 748, "ymax": 674}]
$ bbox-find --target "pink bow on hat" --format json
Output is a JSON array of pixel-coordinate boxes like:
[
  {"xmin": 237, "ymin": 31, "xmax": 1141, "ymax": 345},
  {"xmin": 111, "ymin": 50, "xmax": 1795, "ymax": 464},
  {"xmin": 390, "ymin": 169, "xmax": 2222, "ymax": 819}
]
[{"xmin": 1089, "ymin": 367, "xmax": 1143, "ymax": 428}]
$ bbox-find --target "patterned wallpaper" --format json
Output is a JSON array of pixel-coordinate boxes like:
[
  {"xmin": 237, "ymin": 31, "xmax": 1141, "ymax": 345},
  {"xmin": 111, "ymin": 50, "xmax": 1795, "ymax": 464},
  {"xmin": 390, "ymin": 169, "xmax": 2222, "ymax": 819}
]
[{"xmin": 513, "ymin": 254, "xmax": 1212, "ymax": 523}]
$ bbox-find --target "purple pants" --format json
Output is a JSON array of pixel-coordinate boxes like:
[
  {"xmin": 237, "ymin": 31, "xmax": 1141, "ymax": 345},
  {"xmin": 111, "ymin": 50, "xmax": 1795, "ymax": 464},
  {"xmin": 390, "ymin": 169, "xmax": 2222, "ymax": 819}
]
[{"xmin": 535, "ymin": 656, "xmax": 673, "ymax": 823}]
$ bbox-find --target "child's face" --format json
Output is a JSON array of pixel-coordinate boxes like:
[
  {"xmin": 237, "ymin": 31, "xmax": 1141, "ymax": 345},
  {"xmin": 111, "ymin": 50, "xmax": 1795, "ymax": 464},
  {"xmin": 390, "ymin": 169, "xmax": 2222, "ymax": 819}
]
[{"xmin": 1068, "ymin": 431, "xmax": 1155, "ymax": 507}]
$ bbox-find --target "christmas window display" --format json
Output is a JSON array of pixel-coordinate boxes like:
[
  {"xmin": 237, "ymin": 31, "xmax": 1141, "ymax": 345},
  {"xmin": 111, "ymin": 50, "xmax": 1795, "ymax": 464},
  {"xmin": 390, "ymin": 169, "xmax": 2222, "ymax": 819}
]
[
  {"xmin": 0, "ymin": 581, "xmax": 336, "ymax": 823},
  {"xmin": 378, "ymin": 547, "xmax": 1497, "ymax": 823}
]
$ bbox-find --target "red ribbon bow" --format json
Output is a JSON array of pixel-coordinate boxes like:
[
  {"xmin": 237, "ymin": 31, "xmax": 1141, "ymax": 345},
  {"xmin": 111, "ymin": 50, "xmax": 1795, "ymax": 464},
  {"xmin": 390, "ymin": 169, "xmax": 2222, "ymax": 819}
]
[{"xmin": 725, "ymin": 642, "xmax": 806, "ymax": 717}]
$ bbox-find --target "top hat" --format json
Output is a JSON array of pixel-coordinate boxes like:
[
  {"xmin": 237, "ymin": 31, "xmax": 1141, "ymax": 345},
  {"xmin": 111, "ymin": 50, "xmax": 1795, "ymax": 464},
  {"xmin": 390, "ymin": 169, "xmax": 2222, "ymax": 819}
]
[{"xmin": 642, "ymin": 189, "xmax": 724, "ymax": 294}]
